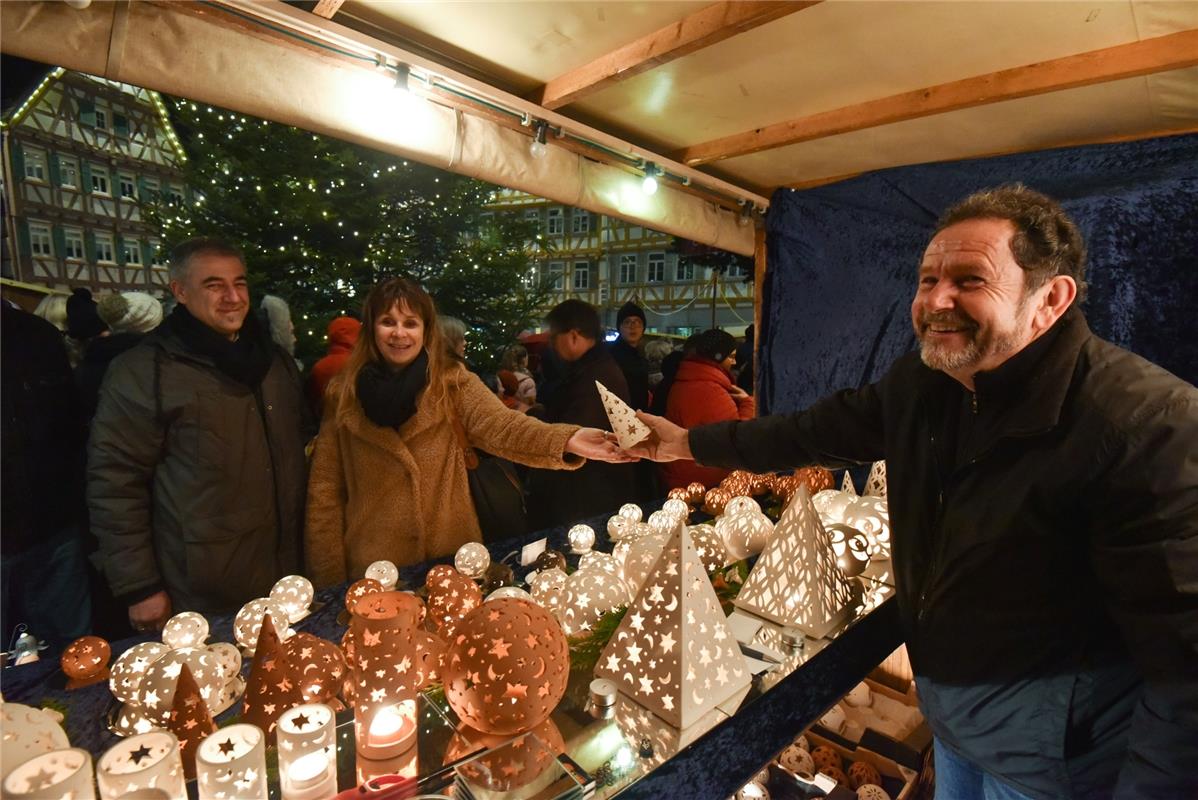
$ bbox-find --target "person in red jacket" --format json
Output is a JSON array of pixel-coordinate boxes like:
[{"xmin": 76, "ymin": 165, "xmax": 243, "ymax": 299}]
[
  {"xmin": 308, "ymin": 316, "xmax": 361, "ymax": 415},
  {"xmin": 660, "ymin": 328, "xmax": 754, "ymax": 489}
]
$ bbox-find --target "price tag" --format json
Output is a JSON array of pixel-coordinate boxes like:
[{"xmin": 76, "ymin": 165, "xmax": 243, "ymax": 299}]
[{"xmin": 520, "ymin": 538, "xmax": 548, "ymax": 566}]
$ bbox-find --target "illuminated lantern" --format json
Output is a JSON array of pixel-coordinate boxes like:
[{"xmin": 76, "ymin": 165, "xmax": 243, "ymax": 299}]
[
  {"xmin": 716, "ymin": 510, "xmax": 775, "ymax": 561},
  {"xmin": 0, "ymin": 704, "xmax": 69, "ymax": 783},
  {"xmin": 532, "ymin": 549, "xmax": 567, "ymax": 573},
  {"xmin": 344, "ymin": 578, "xmax": 384, "ymax": 613},
  {"xmin": 167, "ymin": 663, "xmax": 217, "ymax": 779},
  {"xmin": 270, "ymin": 575, "xmax": 315, "ymax": 624},
  {"xmin": 454, "ymin": 542, "xmax": 491, "ymax": 579},
  {"xmin": 686, "ymin": 482, "xmax": 708, "ymax": 505},
  {"xmin": 843, "ymin": 495, "xmax": 891, "ymax": 558},
  {"xmin": 233, "ymin": 597, "xmax": 292, "ymax": 652},
  {"xmin": 528, "ymin": 567, "xmax": 567, "ymax": 612},
  {"xmin": 794, "ymin": 466, "xmax": 835, "ymax": 494},
  {"xmin": 750, "ymin": 473, "xmax": 774, "ymax": 496},
  {"xmin": 348, "ymin": 592, "xmax": 424, "ymax": 758},
  {"xmin": 620, "ymin": 530, "xmax": 669, "ymax": 595},
  {"xmin": 724, "ymin": 495, "xmax": 759, "ymax": 517},
  {"xmin": 842, "ymin": 470, "xmax": 858, "ymax": 495},
  {"xmin": 412, "ymin": 629, "xmax": 447, "ymax": 690},
  {"xmin": 206, "ymin": 642, "xmax": 242, "ymax": 681},
  {"xmin": 828, "ymin": 523, "xmax": 871, "ymax": 578},
  {"xmin": 96, "ymin": 730, "xmax": 186, "ymax": 799},
  {"xmin": 242, "ymin": 613, "xmax": 301, "ymax": 738},
  {"xmin": 578, "ymin": 551, "xmax": 620, "ymax": 576},
  {"xmin": 567, "ymin": 524, "xmax": 596, "ymax": 554},
  {"xmin": 661, "ymin": 498, "xmax": 690, "ymax": 522},
  {"xmin": 137, "ymin": 646, "xmax": 223, "ymax": 723},
  {"xmin": 486, "ymin": 586, "xmax": 533, "ymax": 602},
  {"xmin": 442, "ymin": 598, "xmax": 569, "ymax": 734},
  {"xmin": 364, "ymin": 560, "xmax": 399, "ymax": 590},
  {"xmin": 61, "ymin": 635, "xmax": 111, "ymax": 689},
  {"xmin": 702, "ymin": 488, "xmax": 731, "ymax": 516},
  {"xmin": 161, "ymin": 612, "xmax": 209, "ymax": 649},
  {"xmin": 720, "ymin": 474, "xmax": 751, "ymax": 498},
  {"xmin": 195, "ymin": 724, "xmax": 268, "ymax": 800},
  {"xmin": 277, "ymin": 703, "xmax": 337, "ymax": 800},
  {"xmin": 688, "ymin": 524, "xmax": 728, "ymax": 572},
  {"xmin": 444, "ymin": 718, "xmax": 565, "ymax": 793},
  {"xmin": 667, "ymin": 487, "xmax": 690, "ymax": 503},
  {"xmin": 557, "ymin": 567, "xmax": 629, "ymax": 636},
  {"xmin": 2, "ymin": 748, "xmax": 94, "ymax": 799},
  {"xmin": 425, "ymin": 565, "xmax": 483, "ymax": 637},
  {"xmin": 646, "ymin": 510, "xmax": 676, "ymax": 535},
  {"xmin": 285, "ymin": 632, "xmax": 347, "ymax": 706},
  {"xmin": 618, "ymin": 503, "xmax": 643, "ymax": 523},
  {"xmin": 773, "ymin": 475, "xmax": 800, "ymax": 507},
  {"xmin": 109, "ymin": 641, "xmax": 169, "ymax": 706},
  {"xmin": 812, "ymin": 489, "xmax": 855, "ymax": 524},
  {"xmin": 607, "ymin": 514, "xmax": 634, "ymax": 542},
  {"xmin": 863, "ymin": 460, "xmax": 888, "ymax": 499}
]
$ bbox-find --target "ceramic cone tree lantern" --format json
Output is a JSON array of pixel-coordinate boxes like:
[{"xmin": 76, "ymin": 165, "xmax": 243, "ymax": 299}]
[
  {"xmin": 168, "ymin": 663, "xmax": 217, "ymax": 779},
  {"xmin": 734, "ymin": 486, "xmax": 858, "ymax": 638},
  {"xmin": 242, "ymin": 613, "xmax": 302, "ymax": 739},
  {"xmin": 596, "ymin": 381, "xmax": 650, "ymax": 449},
  {"xmin": 596, "ymin": 521, "xmax": 750, "ymax": 728}
]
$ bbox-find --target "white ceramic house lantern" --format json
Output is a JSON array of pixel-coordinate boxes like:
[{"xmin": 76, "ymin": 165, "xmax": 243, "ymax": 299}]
[
  {"xmin": 195, "ymin": 724, "xmax": 268, "ymax": 800},
  {"xmin": 96, "ymin": 730, "xmax": 187, "ymax": 800}
]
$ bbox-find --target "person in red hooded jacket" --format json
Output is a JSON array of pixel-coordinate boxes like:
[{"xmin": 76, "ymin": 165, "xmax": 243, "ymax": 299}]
[
  {"xmin": 660, "ymin": 328, "xmax": 754, "ymax": 490},
  {"xmin": 308, "ymin": 316, "xmax": 362, "ymax": 415}
]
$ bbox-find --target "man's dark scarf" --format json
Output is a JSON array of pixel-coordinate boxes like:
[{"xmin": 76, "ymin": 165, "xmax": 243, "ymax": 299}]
[{"xmin": 162, "ymin": 304, "xmax": 274, "ymax": 388}]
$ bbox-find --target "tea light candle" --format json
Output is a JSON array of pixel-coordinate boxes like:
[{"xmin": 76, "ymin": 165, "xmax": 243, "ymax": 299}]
[
  {"xmin": 96, "ymin": 731, "xmax": 186, "ymax": 800},
  {"xmin": 195, "ymin": 724, "xmax": 267, "ymax": 800},
  {"xmin": 362, "ymin": 702, "xmax": 416, "ymax": 758},
  {"xmin": 277, "ymin": 704, "xmax": 337, "ymax": 800},
  {"xmin": 3, "ymin": 748, "xmax": 94, "ymax": 799}
]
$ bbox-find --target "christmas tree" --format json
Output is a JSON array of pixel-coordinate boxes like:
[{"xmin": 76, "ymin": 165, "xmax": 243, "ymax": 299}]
[{"xmin": 143, "ymin": 98, "xmax": 550, "ymax": 367}]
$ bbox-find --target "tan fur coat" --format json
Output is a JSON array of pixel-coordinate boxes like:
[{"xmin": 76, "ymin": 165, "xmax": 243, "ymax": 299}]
[{"xmin": 305, "ymin": 369, "xmax": 581, "ymax": 586}]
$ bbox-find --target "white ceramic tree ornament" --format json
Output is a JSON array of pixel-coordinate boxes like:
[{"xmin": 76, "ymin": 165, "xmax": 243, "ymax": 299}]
[
  {"xmin": 596, "ymin": 381, "xmax": 651, "ymax": 449},
  {"xmin": 863, "ymin": 460, "xmax": 888, "ymax": 499},
  {"xmin": 734, "ymin": 486, "xmax": 859, "ymax": 638},
  {"xmin": 841, "ymin": 470, "xmax": 857, "ymax": 495},
  {"xmin": 596, "ymin": 521, "xmax": 751, "ymax": 728}
]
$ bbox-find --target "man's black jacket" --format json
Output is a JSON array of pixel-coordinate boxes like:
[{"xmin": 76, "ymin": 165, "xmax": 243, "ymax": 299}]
[
  {"xmin": 610, "ymin": 337, "xmax": 650, "ymax": 411},
  {"xmin": 691, "ymin": 308, "xmax": 1197, "ymax": 800}
]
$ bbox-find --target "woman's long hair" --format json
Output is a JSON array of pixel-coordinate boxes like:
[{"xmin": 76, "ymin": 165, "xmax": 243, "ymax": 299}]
[{"xmin": 330, "ymin": 277, "xmax": 462, "ymax": 417}]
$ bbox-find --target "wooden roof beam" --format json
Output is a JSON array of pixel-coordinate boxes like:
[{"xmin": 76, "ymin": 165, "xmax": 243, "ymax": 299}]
[
  {"xmin": 311, "ymin": 0, "xmax": 345, "ymax": 20},
  {"xmin": 675, "ymin": 28, "xmax": 1198, "ymax": 166},
  {"xmin": 534, "ymin": 1, "xmax": 821, "ymax": 111}
]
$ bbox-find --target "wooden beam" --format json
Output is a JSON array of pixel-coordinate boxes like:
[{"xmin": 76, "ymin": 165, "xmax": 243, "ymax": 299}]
[
  {"xmin": 311, "ymin": 0, "xmax": 345, "ymax": 20},
  {"xmin": 675, "ymin": 28, "xmax": 1198, "ymax": 166},
  {"xmin": 535, "ymin": 1, "xmax": 821, "ymax": 110}
]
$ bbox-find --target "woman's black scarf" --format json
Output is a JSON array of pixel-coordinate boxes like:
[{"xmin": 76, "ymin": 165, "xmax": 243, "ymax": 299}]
[
  {"xmin": 161, "ymin": 304, "xmax": 274, "ymax": 388},
  {"xmin": 357, "ymin": 349, "xmax": 429, "ymax": 429}
]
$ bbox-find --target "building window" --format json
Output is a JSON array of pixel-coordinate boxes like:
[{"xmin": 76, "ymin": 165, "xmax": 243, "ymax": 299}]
[
  {"xmin": 524, "ymin": 209, "xmax": 540, "ymax": 224},
  {"xmin": 90, "ymin": 165, "xmax": 110, "ymax": 195},
  {"xmin": 59, "ymin": 157, "xmax": 78, "ymax": 189},
  {"xmin": 647, "ymin": 252, "xmax": 665, "ymax": 283},
  {"xmin": 727, "ymin": 262, "xmax": 748, "ymax": 278},
  {"xmin": 143, "ymin": 178, "xmax": 159, "ymax": 197},
  {"xmin": 123, "ymin": 239, "xmax": 142, "ymax": 265},
  {"xmin": 64, "ymin": 229, "xmax": 85, "ymax": 260},
  {"xmin": 168, "ymin": 184, "xmax": 185, "ymax": 204},
  {"xmin": 94, "ymin": 108, "xmax": 108, "ymax": 130},
  {"xmin": 23, "ymin": 148, "xmax": 47, "ymax": 181},
  {"xmin": 619, "ymin": 253, "xmax": 638, "ymax": 284},
  {"xmin": 573, "ymin": 260, "xmax": 590, "ymax": 290},
  {"xmin": 28, "ymin": 223, "xmax": 53, "ymax": 257},
  {"xmin": 547, "ymin": 261, "xmax": 564, "ymax": 290},
  {"xmin": 572, "ymin": 212, "xmax": 590, "ymax": 234},
  {"xmin": 95, "ymin": 233, "xmax": 115, "ymax": 263},
  {"xmin": 150, "ymin": 240, "xmax": 166, "ymax": 266},
  {"xmin": 547, "ymin": 208, "xmax": 564, "ymax": 236},
  {"xmin": 119, "ymin": 174, "xmax": 136, "ymax": 199},
  {"xmin": 676, "ymin": 260, "xmax": 695, "ymax": 281}
]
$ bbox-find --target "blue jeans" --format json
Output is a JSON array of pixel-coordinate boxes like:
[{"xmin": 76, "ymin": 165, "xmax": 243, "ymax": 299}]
[
  {"xmin": 934, "ymin": 737, "xmax": 1038, "ymax": 800},
  {"xmin": 0, "ymin": 528, "xmax": 91, "ymax": 654}
]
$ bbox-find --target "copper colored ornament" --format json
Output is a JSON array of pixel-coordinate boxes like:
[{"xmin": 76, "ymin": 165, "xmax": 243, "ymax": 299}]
[
  {"xmin": 773, "ymin": 475, "xmax": 800, "ymax": 506},
  {"xmin": 426, "ymin": 566, "xmax": 483, "ymax": 637},
  {"xmin": 750, "ymin": 473, "xmax": 774, "ymax": 496},
  {"xmin": 345, "ymin": 578, "xmax": 384, "ymax": 613},
  {"xmin": 795, "ymin": 466, "xmax": 835, "ymax": 494},
  {"xmin": 442, "ymin": 598, "xmax": 569, "ymax": 735},
  {"xmin": 167, "ymin": 662, "xmax": 216, "ymax": 779},
  {"xmin": 242, "ymin": 612, "xmax": 301, "ymax": 739},
  {"xmin": 480, "ymin": 562, "xmax": 516, "ymax": 595},
  {"xmin": 61, "ymin": 635, "xmax": 111, "ymax": 689},
  {"xmin": 848, "ymin": 761, "xmax": 882, "ymax": 790},
  {"xmin": 532, "ymin": 549, "xmax": 568, "ymax": 574},
  {"xmin": 823, "ymin": 766, "xmax": 850, "ymax": 786},
  {"xmin": 703, "ymin": 488, "xmax": 731, "ymax": 516},
  {"xmin": 720, "ymin": 475, "xmax": 751, "ymax": 498},
  {"xmin": 811, "ymin": 745, "xmax": 843, "ymax": 773},
  {"xmin": 686, "ymin": 482, "xmax": 708, "ymax": 505},
  {"xmin": 667, "ymin": 487, "xmax": 690, "ymax": 504},
  {"xmin": 285, "ymin": 631, "xmax": 348, "ymax": 707},
  {"xmin": 349, "ymin": 591, "xmax": 425, "ymax": 759},
  {"xmin": 443, "ymin": 718, "xmax": 565, "ymax": 793},
  {"xmin": 413, "ymin": 629, "xmax": 447, "ymax": 690}
]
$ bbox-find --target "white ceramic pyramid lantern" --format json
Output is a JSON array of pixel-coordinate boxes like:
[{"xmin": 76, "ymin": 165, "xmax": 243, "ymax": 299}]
[
  {"xmin": 734, "ymin": 485, "xmax": 858, "ymax": 639},
  {"xmin": 841, "ymin": 470, "xmax": 857, "ymax": 495},
  {"xmin": 595, "ymin": 381, "xmax": 651, "ymax": 449},
  {"xmin": 595, "ymin": 521, "xmax": 750, "ymax": 728},
  {"xmin": 863, "ymin": 460, "xmax": 888, "ymax": 499}
]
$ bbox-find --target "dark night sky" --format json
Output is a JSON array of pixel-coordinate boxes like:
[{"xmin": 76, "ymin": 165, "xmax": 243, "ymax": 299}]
[{"xmin": 2, "ymin": 55, "xmax": 57, "ymax": 114}]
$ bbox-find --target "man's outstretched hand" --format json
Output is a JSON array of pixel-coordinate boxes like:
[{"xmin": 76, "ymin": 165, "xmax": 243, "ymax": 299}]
[{"xmin": 624, "ymin": 412, "xmax": 693, "ymax": 462}]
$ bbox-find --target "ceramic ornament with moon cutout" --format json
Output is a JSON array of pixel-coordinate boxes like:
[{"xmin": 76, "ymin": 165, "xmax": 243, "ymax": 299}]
[
  {"xmin": 734, "ymin": 485, "xmax": 858, "ymax": 639},
  {"xmin": 595, "ymin": 381, "xmax": 650, "ymax": 449},
  {"xmin": 595, "ymin": 520, "xmax": 751, "ymax": 728}
]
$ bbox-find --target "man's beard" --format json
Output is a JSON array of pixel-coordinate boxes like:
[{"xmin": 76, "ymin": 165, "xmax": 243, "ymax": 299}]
[{"xmin": 917, "ymin": 303, "xmax": 1027, "ymax": 373}]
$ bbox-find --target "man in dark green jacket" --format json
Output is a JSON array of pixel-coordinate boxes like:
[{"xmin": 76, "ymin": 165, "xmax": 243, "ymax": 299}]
[
  {"xmin": 88, "ymin": 237, "xmax": 309, "ymax": 629},
  {"xmin": 628, "ymin": 186, "xmax": 1197, "ymax": 800}
]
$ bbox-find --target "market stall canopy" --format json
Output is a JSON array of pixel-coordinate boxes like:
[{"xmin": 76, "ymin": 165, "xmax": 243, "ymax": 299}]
[{"xmin": 3, "ymin": 1, "xmax": 1196, "ymax": 256}]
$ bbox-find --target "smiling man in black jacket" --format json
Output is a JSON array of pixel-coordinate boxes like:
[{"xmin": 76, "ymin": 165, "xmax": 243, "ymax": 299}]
[{"xmin": 628, "ymin": 185, "xmax": 1197, "ymax": 800}]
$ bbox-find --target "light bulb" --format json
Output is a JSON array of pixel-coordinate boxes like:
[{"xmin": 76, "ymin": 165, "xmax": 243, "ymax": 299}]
[
  {"xmin": 529, "ymin": 139, "xmax": 547, "ymax": 159},
  {"xmin": 641, "ymin": 175, "xmax": 658, "ymax": 195}
]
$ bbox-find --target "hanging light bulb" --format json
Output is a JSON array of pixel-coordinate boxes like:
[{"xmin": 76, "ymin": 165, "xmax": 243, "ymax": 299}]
[
  {"xmin": 529, "ymin": 121, "xmax": 548, "ymax": 159},
  {"xmin": 641, "ymin": 162, "xmax": 659, "ymax": 196},
  {"xmin": 394, "ymin": 64, "xmax": 411, "ymax": 93}
]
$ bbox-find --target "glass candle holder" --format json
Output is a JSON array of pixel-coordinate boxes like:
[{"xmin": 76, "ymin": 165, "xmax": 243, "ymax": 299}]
[
  {"xmin": 195, "ymin": 723, "xmax": 267, "ymax": 800},
  {"xmin": 3, "ymin": 747, "xmax": 95, "ymax": 799},
  {"xmin": 96, "ymin": 731, "xmax": 185, "ymax": 800},
  {"xmin": 277, "ymin": 703, "xmax": 337, "ymax": 800}
]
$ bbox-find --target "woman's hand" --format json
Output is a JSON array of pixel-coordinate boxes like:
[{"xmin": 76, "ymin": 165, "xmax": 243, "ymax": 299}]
[
  {"xmin": 623, "ymin": 412, "xmax": 693, "ymax": 462},
  {"xmin": 728, "ymin": 385, "xmax": 750, "ymax": 401},
  {"xmin": 565, "ymin": 428, "xmax": 638, "ymax": 463}
]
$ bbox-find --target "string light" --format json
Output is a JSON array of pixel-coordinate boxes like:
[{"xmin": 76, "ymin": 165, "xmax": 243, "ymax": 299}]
[{"xmin": 641, "ymin": 162, "xmax": 659, "ymax": 196}]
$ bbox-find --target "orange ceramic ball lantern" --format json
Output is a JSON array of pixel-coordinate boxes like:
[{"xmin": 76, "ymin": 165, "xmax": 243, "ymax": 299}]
[
  {"xmin": 749, "ymin": 473, "xmax": 774, "ymax": 496},
  {"xmin": 667, "ymin": 487, "xmax": 690, "ymax": 504},
  {"xmin": 703, "ymin": 488, "xmax": 731, "ymax": 516},
  {"xmin": 794, "ymin": 466, "xmax": 835, "ymax": 494},
  {"xmin": 344, "ymin": 578, "xmax": 384, "ymax": 613},
  {"xmin": 61, "ymin": 636, "xmax": 111, "ymax": 688},
  {"xmin": 425, "ymin": 566, "xmax": 483, "ymax": 637},
  {"xmin": 686, "ymin": 482, "xmax": 708, "ymax": 505},
  {"xmin": 442, "ymin": 598, "xmax": 569, "ymax": 735}
]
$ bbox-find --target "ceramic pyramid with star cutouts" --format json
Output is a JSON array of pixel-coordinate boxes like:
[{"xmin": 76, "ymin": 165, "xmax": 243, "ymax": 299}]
[
  {"xmin": 734, "ymin": 485, "xmax": 858, "ymax": 638},
  {"xmin": 595, "ymin": 380, "xmax": 650, "ymax": 449},
  {"xmin": 594, "ymin": 520, "xmax": 749, "ymax": 728},
  {"xmin": 241, "ymin": 613, "xmax": 301, "ymax": 739},
  {"xmin": 167, "ymin": 662, "xmax": 216, "ymax": 778}
]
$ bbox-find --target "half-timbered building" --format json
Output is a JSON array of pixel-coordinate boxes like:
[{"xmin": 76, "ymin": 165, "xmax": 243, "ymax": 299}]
[{"xmin": 1, "ymin": 67, "xmax": 189, "ymax": 294}]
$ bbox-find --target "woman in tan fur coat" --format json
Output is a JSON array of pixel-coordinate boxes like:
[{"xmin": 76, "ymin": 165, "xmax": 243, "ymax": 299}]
[{"xmin": 305, "ymin": 277, "xmax": 627, "ymax": 586}]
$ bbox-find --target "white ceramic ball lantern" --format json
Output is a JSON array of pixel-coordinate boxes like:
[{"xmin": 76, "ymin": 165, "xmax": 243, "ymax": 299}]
[
  {"xmin": 557, "ymin": 567, "xmax": 629, "ymax": 636},
  {"xmin": 528, "ymin": 567, "xmax": 567, "ymax": 612},
  {"xmin": 646, "ymin": 510, "xmax": 676, "ymax": 536},
  {"xmin": 828, "ymin": 523, "xmax": 871, "ymax": 578},
  {"xmin": 233, "ymin": 597, "xmax": 292, "ymax": 652},
  {"xmin": 485, "ymin": 585, "xmax": 533, "ymax": 602},
  {"xmin": 606, "ymin": 514, "xmax": 633, "ymax": 542},
  {"xmin": 660, "ymin": 498, "xmax": 690, "ymax": 523},
  {"xmin": 567, "ymin": 524, "xmax": 596, "ymax": 554},
  {"xmin": 688, "ymin": 524, "xmax": 728, "ymax": 572},
  {"xmin": 136, "ymin": 646, "xmax": 224, "ymax": 723},
  {"xmin": 109, "ymin": 641, "xmax": 170, "ymax": 705},
  {"xmin": 161, "ymin": 611, "xmax": 209, "ymax": 649},
  {"xmin": 454, "ymin": 542, "xmax": 491, "ymax": 579},
  {"xmin": 578, "ymin": 551, "xmax": 620, "ymax": 576},
  {"xmin": 716, "ymin": 510, "xmax": 775, "ymax": 560},
  {"xmin": 620, "ymin": 530, "xmax": 668, "ymax": 595},
  {"xmin": 364, "ymin": 560, "xmax": 399, "ymax": 590},
  {"xmin": 724, "ymin": 495, "xmax": 759, "ymax": 518},
  {"xmin": 270, "ymin": 574, "xmax": 315, "ymax": 624},
  {"xmin": 618, "ymin": 503, "xmax": 642, "ymax": 523},
  {"xmin": 843, "ymin": 495, "xmax": 891, "ymax": 558}
]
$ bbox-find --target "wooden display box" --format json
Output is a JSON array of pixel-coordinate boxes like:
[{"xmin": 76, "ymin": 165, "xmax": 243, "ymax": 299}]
[{"xmin": 792, "ymin": 730, "xmax": 916, "ymax": 800}]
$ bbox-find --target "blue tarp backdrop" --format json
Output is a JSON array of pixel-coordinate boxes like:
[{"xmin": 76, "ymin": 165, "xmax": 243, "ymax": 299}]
[{"xmin": 759, "ymin": 133, "xmax": 1198, "ymax": 415}]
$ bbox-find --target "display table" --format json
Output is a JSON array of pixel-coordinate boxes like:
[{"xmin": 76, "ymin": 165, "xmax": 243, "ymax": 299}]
[{"xmin": 0, "ymin": 508, "xmax": 904, "ymax": 799}]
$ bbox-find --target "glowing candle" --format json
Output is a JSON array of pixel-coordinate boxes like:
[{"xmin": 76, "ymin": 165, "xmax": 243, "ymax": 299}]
[
  {"xmin": 277, "ymin": 704, "xmax": 337, "ymax": 800},
  {"xmin": 367, "ymin": 702, "xmax": 416, "ymax": 751}
]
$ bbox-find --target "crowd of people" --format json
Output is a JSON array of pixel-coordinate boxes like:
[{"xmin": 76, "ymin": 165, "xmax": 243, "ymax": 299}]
[{"xmin": 1, "ymin": 237, "xmax": 753, "ymax": 648}]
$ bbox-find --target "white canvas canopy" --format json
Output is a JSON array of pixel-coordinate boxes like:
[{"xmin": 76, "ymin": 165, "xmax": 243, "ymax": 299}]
[{"xmin": 4, "ymin": 0, "xmax": 1195, "ymax": 258}]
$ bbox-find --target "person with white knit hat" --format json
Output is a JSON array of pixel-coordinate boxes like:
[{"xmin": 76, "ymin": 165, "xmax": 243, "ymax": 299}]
[
  {"xmin": 78, "ymin": 293, "xmax": 164, "ymax": 423},
  {"xmin": 96, "ymin": 292, "xmax": 163, "ymax": 335}
]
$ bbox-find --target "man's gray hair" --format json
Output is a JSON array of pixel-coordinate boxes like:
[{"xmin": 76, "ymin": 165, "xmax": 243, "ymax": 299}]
[{"xmin": 168, "ymin": 237, "xmax": 245, "ymax": 283}]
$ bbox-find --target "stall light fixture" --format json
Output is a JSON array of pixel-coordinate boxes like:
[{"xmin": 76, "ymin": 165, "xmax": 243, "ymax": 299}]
[
  {"xmin": 394, "ymin": 63, "xmax": 411, "ymax": 92},
  {"xmin": 641, "ymin": 162, "xmax": 659, "ymax": 196},
  {"xmin": 529, "ymin": 120, "xmax": 548, "ymax": 159}
]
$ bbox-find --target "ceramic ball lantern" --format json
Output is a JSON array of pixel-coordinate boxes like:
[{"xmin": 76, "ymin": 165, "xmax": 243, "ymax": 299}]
[
  {"xmin": 528, "ymin": 567, "xmax": 567, "ymax": 612},
  {"xmin": 233, "ymin": 596, "xmax": 291, "ymax": 651},
  {"xmin": 660, "ymin": 498, "xmax": 690, "ymax": 522},
  {"xmin": 812, "ymin": 489, "xmax": 855, "ymax": 524},
  {"xmin": 843, "ymin": 496, "xmax": 891, "ymax": 558},
  {"xmin": 578, "ymin": 551, "xmax": 620, "ymax": 576},
  {"xmin": 688, "ymin": 524, "xmax": 728, "ymax": 572},
  {"xmin": 61, "ymin": 635, "xmax": 111, "ymax": 688},
  {"xmin": 344, "ymin": 578, "xmax": 384, "ymax": 613},
  {"xmin": 778, "ymin": 742, "xmax": 815, "ymax": 776},
  {"xmin": 703, "ymin": 488, "xmax": 731, "ymax": 516},
  {"xmin": 618, "ymin": 503, "xmax": 643, "ymax": 523},
  {"xmin": 848, "ymin": 761, "xmax": 882, "ymax": 790},
  {"xmin": 161, "ymin": 611, "xmax": 210, "ymax": 649},
  {"xmin": 607, "ymin": 514, "xmax": 634, "ymax": 542},
  {"xmin": 109, "ymin": 641, "xmax": 169, "ymax": 705},
  {"xmin": 724, "ymin": 495, "xmax": 759, "ymax": 517},
  {"xmin": 557, "ymin": 567, "xmax": 629, "ymax": 636},
  {"xmin": 716, "ymin": 510, "xmax": 775, "ymax": 560},
  {"xmin": 620, "ymin": 530, "xmax": 669, "ymax": 595},
  {"xmin": 365, "ymin": 559, "xmax": 400, "ymax": 590},
  {"xmin": 269, "ymin": 574, "xmax": 315, "ymax": 623},
  {"xmin": 136, "ymin": 646, "xmax": 223, "ymax": 723},
  {"xmin": 486, "ymin": 586, "xmax": 533, "ymax": 602},
  {"xmin": 454, "ymin": 542, "xmax": 491, "ymax": 579},
  {"xmin": 686, "ymin": 482, "xmax": 707, "ymax": 505},
  {"xmin": 794, "ymin": 466, "xmax": 835, "ymax": 494},
  {"xmin": 567, "ymin": 524, "xmax": 596, "ymax": 554},
  {"xmin": 828, "ymin": 523, "xmax": 871, "ymax": 578},
  {"xmin": 667, "ymin": 487, "xmax": 690, "ymax": 504}
]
